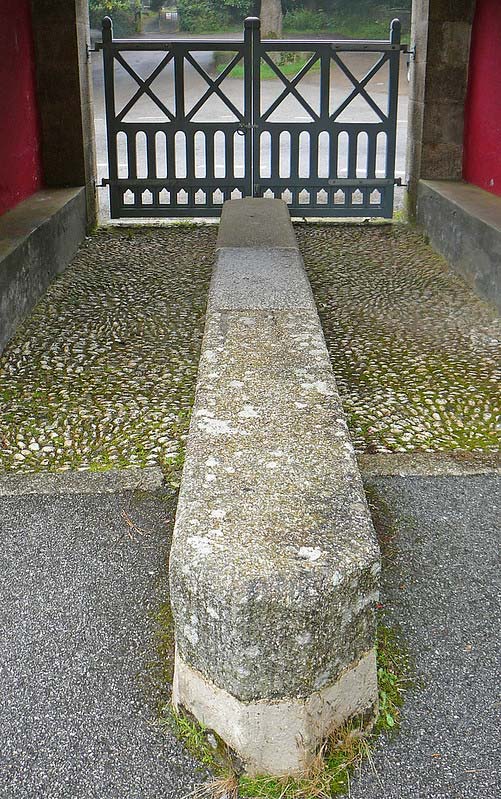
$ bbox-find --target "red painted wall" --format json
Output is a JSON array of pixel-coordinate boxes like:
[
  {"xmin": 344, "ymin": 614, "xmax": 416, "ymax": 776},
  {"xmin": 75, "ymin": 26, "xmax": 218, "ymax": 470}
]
[
  {"xmin": 463, "ymin": 0, "xmax": 501, "ymax": 197},
  {"xmin": 0, "ymin": 0, "xmax": 43, "ymax": 216}
]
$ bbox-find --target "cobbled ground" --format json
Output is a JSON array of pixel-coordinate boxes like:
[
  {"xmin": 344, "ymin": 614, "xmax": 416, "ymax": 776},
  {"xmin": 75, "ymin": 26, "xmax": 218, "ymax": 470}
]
[
  {"xmin": 296, "ymin": 223, "xmax": 501, "ymax": 453},
  {"xmin": 0, "ymin": 225, "xmax": 216, "ymax": 474},
  {"xmin": 1, "ymin": 222, "xmax": 500, "ymax": 475}
]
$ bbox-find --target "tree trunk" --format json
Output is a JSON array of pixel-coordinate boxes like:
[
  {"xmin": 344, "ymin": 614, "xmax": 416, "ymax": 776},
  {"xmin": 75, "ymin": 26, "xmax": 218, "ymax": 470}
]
[{"xmin": 260, "ymin": 0, "xmax": 283, "ymax": 38}]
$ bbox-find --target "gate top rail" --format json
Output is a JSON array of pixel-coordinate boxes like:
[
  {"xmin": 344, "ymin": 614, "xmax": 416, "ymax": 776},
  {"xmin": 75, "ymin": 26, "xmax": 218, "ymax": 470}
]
[
  {"xmin": 96, "ymin": 39, "xmax": 407, "ymax": 52},
  {"xmin": 96, "ymin": 16, "xmax": 408, "ymax": 53},
  {"xmin": 95, "ymin": 39, "xmax": 246, "ymax": 52}
]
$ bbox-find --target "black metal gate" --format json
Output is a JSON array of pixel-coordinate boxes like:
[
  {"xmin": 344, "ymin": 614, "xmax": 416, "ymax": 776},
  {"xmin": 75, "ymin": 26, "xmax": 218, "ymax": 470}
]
[{"xmin": 98, "ymin": 16, "xmax": 404, "ymax": 219}]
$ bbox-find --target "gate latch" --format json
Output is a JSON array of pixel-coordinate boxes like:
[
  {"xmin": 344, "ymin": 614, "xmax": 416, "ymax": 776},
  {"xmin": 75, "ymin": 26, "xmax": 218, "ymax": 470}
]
[{"xmin": 237, "ymin": 122, "xmax": 259, "ymax": 135}]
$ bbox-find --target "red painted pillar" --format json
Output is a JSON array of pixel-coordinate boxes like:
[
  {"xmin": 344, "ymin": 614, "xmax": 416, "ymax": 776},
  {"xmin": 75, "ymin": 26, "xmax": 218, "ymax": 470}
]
[
  {"xmin": 463, "ymin": 0, "xmax": 501, "ymax": 197},
  {"xmin": 0, "ymin": 0, "xmax": 43, "ymax": 216}
]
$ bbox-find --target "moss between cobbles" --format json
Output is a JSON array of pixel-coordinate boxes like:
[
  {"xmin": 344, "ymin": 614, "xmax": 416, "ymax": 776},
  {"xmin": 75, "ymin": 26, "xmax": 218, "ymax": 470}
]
[
  {"xmin": 295, "ymin": 222, "xmax": 501, "ymax": 455},
  {"xmin": 156, "ymin": 615, "xmax": 411, "ymax": 799},
  {"xmin": 3, "ymin": 222, "xmax": 498, "ymax": 473},
  {"xmin": 0, "ymin": 226, "xmax": 217, "ymax": 475}
]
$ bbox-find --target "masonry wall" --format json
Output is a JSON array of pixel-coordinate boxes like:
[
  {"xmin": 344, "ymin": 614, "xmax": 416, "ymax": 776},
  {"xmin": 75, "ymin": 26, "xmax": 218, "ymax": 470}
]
[
  {"xmin": 406, "ymin": 0, "xmax": 476, "ymax": 214},
  {"xmin": 30, "ymin": 0, "xmax": 97, "ymax": 227},
  {"xmin": 0, "ymin": 0, "xmax": 43, "ymax": 216},
  {"xmin": 463, "ymin": 0, "xmax": 501, "ymax": 197}
]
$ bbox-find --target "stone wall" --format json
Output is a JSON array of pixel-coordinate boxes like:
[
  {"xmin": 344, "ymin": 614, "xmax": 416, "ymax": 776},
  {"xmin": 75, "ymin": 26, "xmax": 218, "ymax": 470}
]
[
  {"xmin": 30, "ymin": 0, "xmax": 96, "ymax": 227},
  {"xmin": 406, "ymin": 0, "xmax": 476, "ymax": 215}
]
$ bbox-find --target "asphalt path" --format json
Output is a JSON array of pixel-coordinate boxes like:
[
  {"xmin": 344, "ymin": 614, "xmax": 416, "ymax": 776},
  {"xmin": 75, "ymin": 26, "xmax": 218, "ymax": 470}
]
[
  {"xmin": 351, "ymin": 472, "xmax": 501, "ymax": 799},
  {"xmin": 91, "ymin": 34, "xmax": 408, "ymax": 219},
  {"xmin": 0, "ymin": 471, "xmax": 201, "ymax": 799},
  {"xmin": 1, "ymin": 468, "xmax": 499, "ymax": 797}
]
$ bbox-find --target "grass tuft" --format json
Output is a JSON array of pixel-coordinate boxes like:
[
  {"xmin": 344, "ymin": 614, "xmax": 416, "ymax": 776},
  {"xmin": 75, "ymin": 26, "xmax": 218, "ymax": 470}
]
[
  {"xmin": 374, "ymin": 623, "xmax": 412, "ymax": 733},
  {"xmin": 216, "ymin": 55, "xmax": 320, "ymax": 81}
]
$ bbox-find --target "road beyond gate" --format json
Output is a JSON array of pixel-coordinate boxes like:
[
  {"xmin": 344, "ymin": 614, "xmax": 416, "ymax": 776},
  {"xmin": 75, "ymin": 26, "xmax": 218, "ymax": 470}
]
[{"xmin": 97, "ymin": 17, "xmax": 405, "ymax": 219}]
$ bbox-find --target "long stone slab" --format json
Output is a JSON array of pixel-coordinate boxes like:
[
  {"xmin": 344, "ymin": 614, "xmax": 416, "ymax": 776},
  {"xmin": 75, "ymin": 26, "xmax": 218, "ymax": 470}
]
[
  {"xmin": 169, "ymin": 199, "xmax": 380, "ymax": 776},
  {"xmin": 214, "ymin": 197, "xmax": 297, "ymax": 249}
]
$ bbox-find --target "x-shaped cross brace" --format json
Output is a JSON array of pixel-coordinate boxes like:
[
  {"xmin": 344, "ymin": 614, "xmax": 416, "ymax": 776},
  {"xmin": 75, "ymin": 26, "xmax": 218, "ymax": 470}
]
[
  {"xmin": 185, "ymin": 52, "xmax": 245, "ymax": 122},
  {"xmin": 330, "ymin": 52, "xmax": 388, "ymax": 122},
  {"xmin": 260, "ymin": 52, "xmax": 321, "ymax": 122},
  {"xmin": 115, "ymin": 52, "xmax": 175, "ymax": 123}
]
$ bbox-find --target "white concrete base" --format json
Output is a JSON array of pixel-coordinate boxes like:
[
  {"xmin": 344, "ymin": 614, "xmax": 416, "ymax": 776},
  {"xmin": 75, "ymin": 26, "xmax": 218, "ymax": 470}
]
[{"xmin": 172, "ymin": 648, "xmax": 378, "ymax": 776}]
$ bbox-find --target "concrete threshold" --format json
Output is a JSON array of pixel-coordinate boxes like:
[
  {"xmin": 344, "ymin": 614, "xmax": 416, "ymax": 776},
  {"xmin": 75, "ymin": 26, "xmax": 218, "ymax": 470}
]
[
  {"xmin": 0, "ymin": 467, "xmax": 164, "ymax": 497},
  {"xmin": 169, "ymin": 198, "xmax": 380, "ymax": 776},
  {"xmin": 358, "ymin": 451, "xmax": 501, "ymax": 477}
]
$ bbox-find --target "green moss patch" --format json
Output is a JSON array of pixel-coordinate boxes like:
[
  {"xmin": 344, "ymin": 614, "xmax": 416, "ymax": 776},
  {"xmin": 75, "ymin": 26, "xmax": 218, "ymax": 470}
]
[{"xmin": 0, "ymin": 226, "xmax": 216, "ymax": 475}]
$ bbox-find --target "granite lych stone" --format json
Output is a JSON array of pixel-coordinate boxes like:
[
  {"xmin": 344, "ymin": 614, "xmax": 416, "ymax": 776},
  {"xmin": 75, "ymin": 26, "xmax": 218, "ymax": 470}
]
[
  {"xmin": 169, "ymin": 199, "xmax": 380, "ymax": 775},
  {"xmin": 171, "ymin": 309, "xmax": 379, "ymax": 702}
]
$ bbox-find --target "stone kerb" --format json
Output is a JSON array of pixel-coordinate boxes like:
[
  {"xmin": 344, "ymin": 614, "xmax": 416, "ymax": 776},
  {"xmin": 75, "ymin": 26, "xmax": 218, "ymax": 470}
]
[{"xmin": 169, "ymin": 199, "xmax": 380, "ymax": 776}]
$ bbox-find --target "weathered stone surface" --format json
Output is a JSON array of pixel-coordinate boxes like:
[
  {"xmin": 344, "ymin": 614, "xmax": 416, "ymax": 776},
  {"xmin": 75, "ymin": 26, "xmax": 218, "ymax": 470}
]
[
  {"xmin": 417, "ymin": 179, "xmax": 501, "ymax": 312},
  {"xmin": 210, "ymin": 248, "xmax": 313, "ymax": 310},
  {"xmin": 406, "ymin": 0, "xmax": 475, "ymax": 215},
  {"xmin": 216, "ymin": 198, "xmax": 297, "ymax": 250},
  {"xmin": 31, "ymin": 0, "xmax": 97, "ymax": 225},
  {"xmin": 170, "ymin": 310, "xmax": 379, "ymax": 702},
  {"xmin": 0, "ymin": 188, "xmax": 86, "ymax": 355},
  {"xmin": 169, "ymin": 199, "xmax": 380, "ymax": 774}
]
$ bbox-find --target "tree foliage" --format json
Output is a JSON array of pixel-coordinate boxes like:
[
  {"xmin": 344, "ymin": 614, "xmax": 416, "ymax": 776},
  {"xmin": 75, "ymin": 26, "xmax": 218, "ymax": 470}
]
[
  {"xmin": 174, "ymin": 1, "xmax": 412, "ymax": 34},
  {"xmin": 88, "ymin": 1, "xmax": 137, "ymax": 35},
  {"xmin": 177, "ymin": 0, "xmax": 255, "ymax": 32}
]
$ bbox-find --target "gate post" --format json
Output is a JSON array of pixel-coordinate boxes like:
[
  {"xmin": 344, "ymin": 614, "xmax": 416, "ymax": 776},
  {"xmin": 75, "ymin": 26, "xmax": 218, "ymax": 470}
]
[
  {"xmin": 244, "ymin": 17, "xmax": 261, "ymax": 198},
  {"xmin": 384, "ymin": 19, "xmax": 401, "ymax": 217},
  {"xmin": 101, "ymin": 17, "xmax": 120, "ymax": 218}
]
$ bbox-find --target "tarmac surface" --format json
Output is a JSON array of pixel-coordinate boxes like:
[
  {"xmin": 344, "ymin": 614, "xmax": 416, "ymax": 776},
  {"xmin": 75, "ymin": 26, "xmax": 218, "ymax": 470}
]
[
  {"xmin": 0, "ymin": 471, "xmax": 200, "ymax": 799},
  {"xmin": 351, "ymin": 470, "xmax": 501, "ymax": 799},
  {"xmin": 1, "ymin": 465, "xmax": 499, "ymax": 798}
]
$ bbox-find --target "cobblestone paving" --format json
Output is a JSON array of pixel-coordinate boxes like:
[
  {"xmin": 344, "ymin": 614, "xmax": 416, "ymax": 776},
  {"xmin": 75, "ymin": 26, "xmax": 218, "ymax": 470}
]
[
  {"xmin": 0, "ymin": 226, "xmax": 216, "ymax": 474},
  {"xmin": 296, "ymin": 223, "xmax": 501, "ymax": 453}
]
